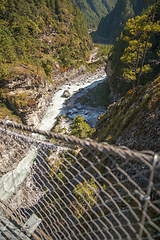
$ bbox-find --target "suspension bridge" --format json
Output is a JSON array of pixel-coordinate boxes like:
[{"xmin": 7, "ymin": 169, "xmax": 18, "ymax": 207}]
[{"xmin": 0, "ymin": 119, "xmax": 160, "ymax": 240}]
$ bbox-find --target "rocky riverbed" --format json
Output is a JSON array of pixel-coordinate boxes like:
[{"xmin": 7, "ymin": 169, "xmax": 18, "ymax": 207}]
[{"xmin": 39, "ymin": 66, "xmax": 107, "ymax": 132}]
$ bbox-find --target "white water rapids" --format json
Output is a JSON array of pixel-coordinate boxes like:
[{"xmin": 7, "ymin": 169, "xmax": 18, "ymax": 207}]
[
  {"xmin": 39, "ymin": 71, "xmax": 106, "ymax": 130},
  {"xmin": 0, "ymin": 69, "xmax": 107, "ymax": 202}
]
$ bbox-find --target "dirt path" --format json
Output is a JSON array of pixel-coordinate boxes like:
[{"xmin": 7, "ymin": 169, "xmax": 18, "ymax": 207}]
[{"xmin": 87, "ymin": 47, "xmax": 99, "ymax": 63}]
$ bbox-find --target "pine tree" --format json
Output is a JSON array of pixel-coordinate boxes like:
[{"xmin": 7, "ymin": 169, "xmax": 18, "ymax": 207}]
[{"xmin": 121, "ymin": 2, "xmax": 160, "ymax": 93}]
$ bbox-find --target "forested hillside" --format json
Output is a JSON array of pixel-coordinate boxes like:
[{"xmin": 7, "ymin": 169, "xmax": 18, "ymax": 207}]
[
  {"xmin": 92, "ymin": 0, "xmax": 160, "ymax": 151},
  {"xmin": 72, "ymin": 0, "xmax": 117, "ymax": 28},
  {"xmin": 91, "ymin": 0, "xmax": 150, "ymax": 43},
  {"xmin": 0, "ymin": 0, "xmax": 92, "ymax": 78},
  {"xmin": 0, "ymin": 0, "xmax": 93, "ymax": 122},
  {"xmin": 107, "ymin": 0, "xmax": 160, "ymax": 97}
]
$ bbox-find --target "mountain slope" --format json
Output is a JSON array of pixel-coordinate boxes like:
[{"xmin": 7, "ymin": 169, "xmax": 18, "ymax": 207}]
[
  {"xmin": 92, "ymin": 1, "xmax": 160, "ymax": 152},
  {"xmin": 0, "ymin": 0, "xmax": 93, "ymax": 123},
  {"xmin": 92, "ymin": 75, "xmax": 160, "ymax": 152},
  {"xmin": 0, "ymin": 0, "xmax": 92, "ymax": 73},
  {"xmin": 72, "ymin": 0, "xmax": 117, "ymax": 28},
  {"xmin": 91, "ymin": 0, "xmax": 150, "ymax": 43}
]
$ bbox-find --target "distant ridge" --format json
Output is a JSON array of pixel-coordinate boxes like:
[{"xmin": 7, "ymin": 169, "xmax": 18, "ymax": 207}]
[
  {"xmin": 72, "ymin": 0, "xmax": 117, "ymax": 28},
  {"xmin": 91, "ymin": 0, "xmax": 150, "ymax": 44}
]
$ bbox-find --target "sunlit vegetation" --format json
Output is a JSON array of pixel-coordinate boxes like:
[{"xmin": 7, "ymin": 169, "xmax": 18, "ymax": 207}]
[
  {"xmin": 0, "ymin": 0, "xmax": 95, "ymax": 120},
  {"xmin": 94, "ymin": 44, "xmax": 113, "ymax": 58},
  {"xmin": 73, "ymin": 178, "xmax": 98, "ymax": 218},
  {"xmin": 121, "ymin": 7, "xmax": 160, "ymax": 92},
  {"xmin": 71, "ymin": 115, "xmax": 95, "ymax": 139},
  {"xmin": 107, "ymin": 0, "xmax": 160, "ymax": 96},
  {"xmin": 0, "ymin": 0, "xmax": 93, "ymax": 82}
]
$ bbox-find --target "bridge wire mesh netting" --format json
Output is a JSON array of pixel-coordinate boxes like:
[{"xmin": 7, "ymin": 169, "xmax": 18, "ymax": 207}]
[{"xmin": 0, "ymin": 120, "xmax": 160, "ymax": 240}]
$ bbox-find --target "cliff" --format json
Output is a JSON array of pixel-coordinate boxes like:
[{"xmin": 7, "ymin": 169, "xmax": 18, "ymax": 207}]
[
  {"xmin": 0, "ymin": 62, "xmax": 91, "ymax": 126},
  {"xmin": 0, "ymin": 65, "xmax": 50, "ymax": 126}
]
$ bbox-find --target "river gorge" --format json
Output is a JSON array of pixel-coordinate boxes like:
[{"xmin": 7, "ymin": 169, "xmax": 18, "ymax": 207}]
[
  {"xmin": 39, "ymin": 67, "xmax": 107, "ymax": 131},
  {"xmin": 0, "ymin": 66, "xmax": 108, "ymax": 203}
]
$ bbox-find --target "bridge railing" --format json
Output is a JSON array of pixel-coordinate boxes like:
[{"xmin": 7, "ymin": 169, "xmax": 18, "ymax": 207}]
[{"xmin": 0, "ymin": 119, "xmax": 160, "ymax": 240}]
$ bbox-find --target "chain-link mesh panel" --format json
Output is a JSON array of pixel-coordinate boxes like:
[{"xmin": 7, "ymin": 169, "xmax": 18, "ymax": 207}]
[{"xmin": 0, "ymin": 120, "xmax": 160, "ymax": 240}]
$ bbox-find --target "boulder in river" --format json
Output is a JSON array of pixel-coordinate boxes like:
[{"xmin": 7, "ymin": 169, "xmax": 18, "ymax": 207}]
[{"xmin": 63, "ymin": 89, "xmax": 71, "ymax": 98}]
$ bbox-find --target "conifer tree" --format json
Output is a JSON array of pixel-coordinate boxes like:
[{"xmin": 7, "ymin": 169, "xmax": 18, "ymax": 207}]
[{"xmin": 121, "ymin": 1, "xmax": 160, "ymax": 92}]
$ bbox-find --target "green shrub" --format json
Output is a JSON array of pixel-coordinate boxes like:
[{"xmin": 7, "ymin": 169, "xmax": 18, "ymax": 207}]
[
  {"xmin": 43, "ymin": 64, "xmax": 52, "ymax": 77},
  {"xmin": 70, "ymin": 115, "xmax": 95, "ymax": 139},
  {"xmin": 141, "ymin": 93, "xmax": 151, "ymax": 107},
  {"xmin": 74, "ymin": 178, "xmax": 98, "ymax": 206},
  {"xmin": 73, "ymin": 178, "xmax": 98, "ymax": 218}
]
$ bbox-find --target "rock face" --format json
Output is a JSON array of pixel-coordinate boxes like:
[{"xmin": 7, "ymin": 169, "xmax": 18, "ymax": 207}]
[
  {"xmin": 105, "ymin": 60, "xmax": 120, "ymax": 101},
  {"xmin": 51, "ymin": 64, "xmax": 87, "ymax": 87},
  {"xmin": 3, "ymin": 67, "xmax": 53, "ymax": 126},
  {"xmin": 1, "ymin": 64, "xmax": 88, "ymax": 126},
  {"xmin": 105, "ymin": 60, "xmax": 113, "ymax": 77}
]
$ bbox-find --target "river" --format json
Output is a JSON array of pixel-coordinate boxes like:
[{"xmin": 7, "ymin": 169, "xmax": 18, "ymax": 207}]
[{"xmin": 39, "ymin": 68, "xmax": 106, "ymax": 131}]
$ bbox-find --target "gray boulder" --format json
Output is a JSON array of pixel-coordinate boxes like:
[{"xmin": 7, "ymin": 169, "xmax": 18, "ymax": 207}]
[{"xmin": 63, "ymin": 89, "xmax": 71, "ymax": 98}]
